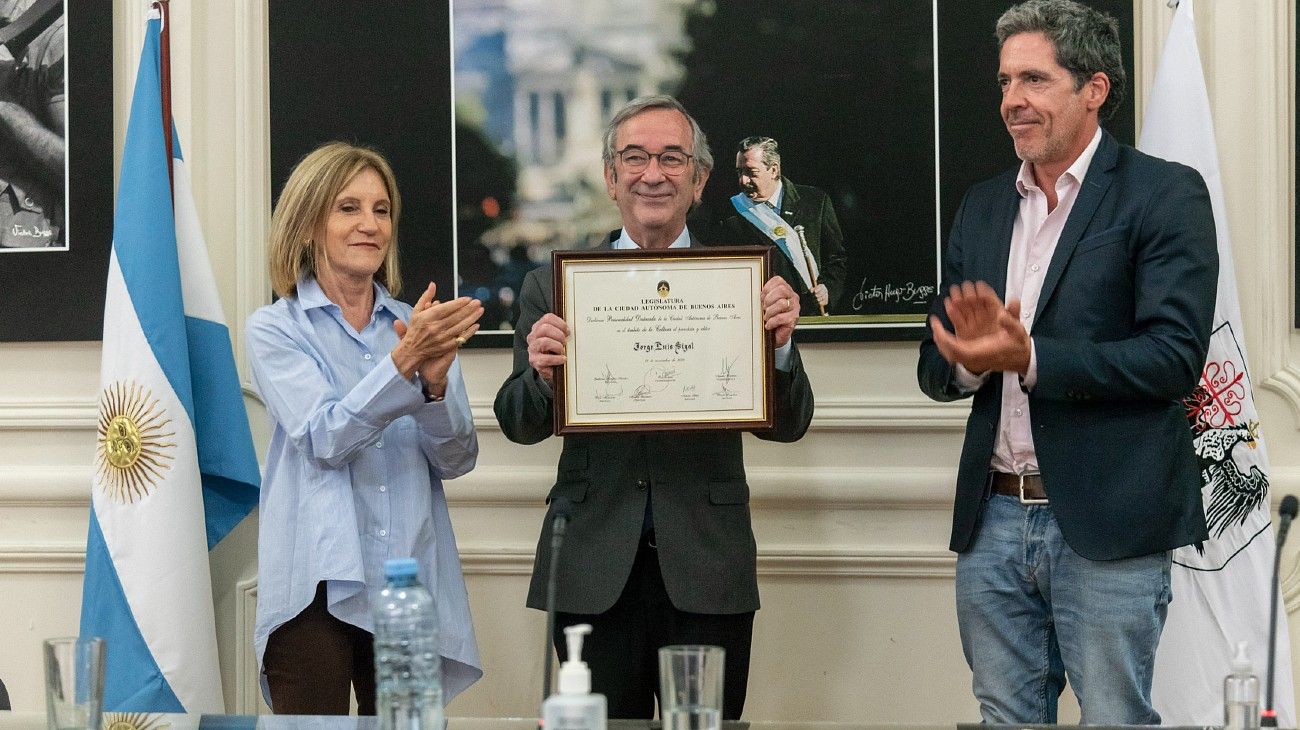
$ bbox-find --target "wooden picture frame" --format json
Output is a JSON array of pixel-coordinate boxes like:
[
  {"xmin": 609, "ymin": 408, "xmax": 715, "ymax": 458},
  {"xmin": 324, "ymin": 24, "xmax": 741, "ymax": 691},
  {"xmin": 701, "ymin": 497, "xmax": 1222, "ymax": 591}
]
[{"xmin": 552, "ymin": 246, "xmax": 775, "ymax": 434}]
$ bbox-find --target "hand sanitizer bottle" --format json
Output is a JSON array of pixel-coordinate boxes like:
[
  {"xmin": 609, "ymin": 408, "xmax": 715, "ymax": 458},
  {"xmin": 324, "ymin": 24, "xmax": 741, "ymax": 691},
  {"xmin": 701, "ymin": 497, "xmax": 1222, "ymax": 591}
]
[
  {"xmin": 542, "ymin": 624, "xmax": 607, "ymax": 730},
  {"xmin": 1225, "ymin": 641, "xmax": 1261, "ymax": 730}
]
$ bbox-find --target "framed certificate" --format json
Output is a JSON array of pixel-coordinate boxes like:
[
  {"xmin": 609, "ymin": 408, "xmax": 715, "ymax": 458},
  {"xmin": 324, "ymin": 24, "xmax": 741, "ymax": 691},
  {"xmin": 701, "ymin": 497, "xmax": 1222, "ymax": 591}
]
[{"xmin": 553, "ymin": 247, "xmax": 775, "ymax": 434}]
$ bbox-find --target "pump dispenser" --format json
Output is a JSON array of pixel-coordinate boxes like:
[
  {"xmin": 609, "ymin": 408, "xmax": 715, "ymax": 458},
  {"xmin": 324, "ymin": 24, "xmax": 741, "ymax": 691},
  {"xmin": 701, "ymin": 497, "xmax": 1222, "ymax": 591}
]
[
  {"xmin": 542, "ymin": 624, "xmax": 607, "ymax": 730},
  {"xmin": 1225, "ymin": 641, "xmax": 1261, "ymax": 730}
]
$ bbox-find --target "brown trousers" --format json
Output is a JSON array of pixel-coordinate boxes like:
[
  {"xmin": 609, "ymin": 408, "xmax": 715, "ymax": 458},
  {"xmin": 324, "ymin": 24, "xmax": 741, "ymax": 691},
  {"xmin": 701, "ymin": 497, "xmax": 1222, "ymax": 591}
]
[{"xmin": 263, "ymin": 582, "xmax": 376, "ymax": 715}]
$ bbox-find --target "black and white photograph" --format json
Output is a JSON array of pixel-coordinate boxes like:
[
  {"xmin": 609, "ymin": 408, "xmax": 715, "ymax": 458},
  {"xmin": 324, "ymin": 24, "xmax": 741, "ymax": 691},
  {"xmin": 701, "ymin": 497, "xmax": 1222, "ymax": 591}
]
[
  {"xmin": 0, "ymin": 0, "xmax": 112, "ymax": 342},
  {"xmin": 0, "ymin": 0, "xmax": 65, "ymax": 252}
]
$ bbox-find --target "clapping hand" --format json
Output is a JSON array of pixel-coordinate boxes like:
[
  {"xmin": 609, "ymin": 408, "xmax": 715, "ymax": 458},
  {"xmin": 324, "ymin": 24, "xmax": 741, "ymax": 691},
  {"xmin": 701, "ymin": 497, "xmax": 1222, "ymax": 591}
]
[
  {"xmin": 393, "ymin": 283, "xmax": 483, "ymax": 398},
  {"xmin": 928, "ymin": 281, "xmax": 1031, "ymax": 375}
]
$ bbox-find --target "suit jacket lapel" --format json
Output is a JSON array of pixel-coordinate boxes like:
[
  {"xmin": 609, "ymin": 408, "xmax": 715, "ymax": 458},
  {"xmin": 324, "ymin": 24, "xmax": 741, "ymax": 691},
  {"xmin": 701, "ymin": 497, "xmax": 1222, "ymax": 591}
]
[
  {"xmin": 1036, "ymin": 130, "xmax": 1117, "ymax": 311},
  {"xmin": 985, "ymin": 181, "xmax": 1019, "ymax": 301},
  {"xmin": 778, "ymin": 176, "xmax": 800, "ymax": 219}
]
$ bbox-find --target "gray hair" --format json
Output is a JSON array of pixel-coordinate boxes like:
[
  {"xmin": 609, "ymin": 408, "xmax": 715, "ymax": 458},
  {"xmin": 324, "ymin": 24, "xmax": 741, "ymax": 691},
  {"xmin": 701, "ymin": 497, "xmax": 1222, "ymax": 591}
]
[
  {"xmin": 737, "ymin": 136, "xmax": 781, "ymax": 170},
  {"xmin": 995, "ymin": 0, "xmax": 1125, "ymax": 121},
  {"xmin": 601, "ymin": 94, "xmax": 713, "ymax": 181}
]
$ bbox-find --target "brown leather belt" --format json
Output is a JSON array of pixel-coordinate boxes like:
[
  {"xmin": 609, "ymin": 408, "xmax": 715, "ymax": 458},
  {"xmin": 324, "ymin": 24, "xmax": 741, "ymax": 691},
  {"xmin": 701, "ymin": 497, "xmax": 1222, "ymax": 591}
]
[{"xmin": 991, "ymin": 472, "xmax": 1049, "ymax": 504}]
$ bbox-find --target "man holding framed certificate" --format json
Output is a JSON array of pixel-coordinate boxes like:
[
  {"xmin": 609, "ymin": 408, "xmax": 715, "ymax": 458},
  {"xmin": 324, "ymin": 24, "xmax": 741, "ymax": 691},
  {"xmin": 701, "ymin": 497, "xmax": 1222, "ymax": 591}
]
[{"xmin": 494, "ymin": 95, "xmax": 815, "ymax": 720}]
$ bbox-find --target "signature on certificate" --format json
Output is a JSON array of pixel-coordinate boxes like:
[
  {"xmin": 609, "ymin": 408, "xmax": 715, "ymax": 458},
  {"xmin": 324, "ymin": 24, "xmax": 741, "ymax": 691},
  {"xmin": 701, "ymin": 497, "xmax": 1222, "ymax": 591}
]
[
  {"xmin": 594, "ymin": 364, "xmax": 625, "ymax": 400},
  {"xmin": 714, "ymin": 356, "xmax": 739, "ymax": 398},
  {"xmin": 631, "ymin": 366, "xmax": 677, "ymax": 401},
  {"xmin": 716, "ymin": 356, "xmax": 738, "ymax": 381}
]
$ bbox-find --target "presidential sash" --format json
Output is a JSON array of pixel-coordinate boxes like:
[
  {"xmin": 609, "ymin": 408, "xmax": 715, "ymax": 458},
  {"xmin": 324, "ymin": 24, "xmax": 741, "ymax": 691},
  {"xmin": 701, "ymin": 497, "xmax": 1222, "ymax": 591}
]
[{"xmin": 730, "ymin": 193, "xmax": 816, "ymax": 290}]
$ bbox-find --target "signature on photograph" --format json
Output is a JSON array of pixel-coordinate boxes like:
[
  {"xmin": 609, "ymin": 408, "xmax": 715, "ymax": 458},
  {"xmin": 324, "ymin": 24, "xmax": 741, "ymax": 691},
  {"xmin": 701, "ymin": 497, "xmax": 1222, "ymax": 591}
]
[{"xmin": 850, "ymin": 279, "xmax": 937, "ymax": 310}]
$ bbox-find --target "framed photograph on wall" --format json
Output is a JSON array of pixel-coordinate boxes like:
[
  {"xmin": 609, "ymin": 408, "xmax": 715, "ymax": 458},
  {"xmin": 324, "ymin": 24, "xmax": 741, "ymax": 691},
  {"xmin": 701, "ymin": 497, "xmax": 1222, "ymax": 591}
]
[
  {"xmin": 0, "ymin": 0, "xmax": 114, "ymax": 341},
  {"xmin": 453, "ymin": 0, "xmax": 941, "ymax": 344},
  {"xmin": 270, "ymin": 0, "xmax": 1133, "ymax": 345}
]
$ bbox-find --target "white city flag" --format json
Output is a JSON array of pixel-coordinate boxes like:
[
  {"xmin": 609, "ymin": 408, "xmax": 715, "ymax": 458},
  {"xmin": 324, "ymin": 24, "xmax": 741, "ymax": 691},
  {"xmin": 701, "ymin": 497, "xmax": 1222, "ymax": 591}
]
[{"xmin": 1140, "ymin": 1, "xmax": 1295, "ymax": 724}]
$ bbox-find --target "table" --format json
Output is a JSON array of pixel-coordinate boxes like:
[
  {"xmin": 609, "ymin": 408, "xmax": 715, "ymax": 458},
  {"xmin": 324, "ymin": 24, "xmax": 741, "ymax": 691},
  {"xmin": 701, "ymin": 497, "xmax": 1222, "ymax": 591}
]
[{"xmin": 0, "ymin": 712, "xmax": 1272, "ymax": 730}]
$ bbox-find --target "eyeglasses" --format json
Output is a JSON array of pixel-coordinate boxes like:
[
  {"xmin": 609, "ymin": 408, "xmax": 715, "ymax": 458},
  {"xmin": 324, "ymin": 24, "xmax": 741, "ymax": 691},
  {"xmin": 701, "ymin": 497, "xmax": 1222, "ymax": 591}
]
[{"xmin": 615, "ymin": 147, "xmax": 693, "ymax": 174}]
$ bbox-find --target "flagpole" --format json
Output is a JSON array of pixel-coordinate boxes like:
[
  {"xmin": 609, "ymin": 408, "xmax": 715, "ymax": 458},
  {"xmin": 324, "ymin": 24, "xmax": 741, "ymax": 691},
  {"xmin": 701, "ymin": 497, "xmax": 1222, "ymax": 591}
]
[{"xmin": 152, "ymin": 0, "xmax": 174, "ymax": 197}]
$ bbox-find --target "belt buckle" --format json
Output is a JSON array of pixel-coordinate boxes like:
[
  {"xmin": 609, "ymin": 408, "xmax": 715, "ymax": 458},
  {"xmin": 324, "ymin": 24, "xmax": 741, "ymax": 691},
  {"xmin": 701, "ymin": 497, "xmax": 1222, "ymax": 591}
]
[{"xmin": 1018, "ymin": 475, "xmax": 1048, "ymax": 505}]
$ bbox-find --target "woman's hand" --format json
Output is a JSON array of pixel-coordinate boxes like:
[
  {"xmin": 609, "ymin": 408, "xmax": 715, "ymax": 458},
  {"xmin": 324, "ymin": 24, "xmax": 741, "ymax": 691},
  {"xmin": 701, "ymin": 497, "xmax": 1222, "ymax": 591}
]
[{"xmin": 392, "ymin": 284, "xmax": 483, "ymax": 390}]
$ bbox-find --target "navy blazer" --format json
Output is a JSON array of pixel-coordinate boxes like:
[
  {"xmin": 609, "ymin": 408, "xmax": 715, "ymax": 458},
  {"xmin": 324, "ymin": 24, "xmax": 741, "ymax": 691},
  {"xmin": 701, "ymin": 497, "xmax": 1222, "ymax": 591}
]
[{"xmin": 918, "ymin": 130, "xmax": 1218, "ymax": 561}]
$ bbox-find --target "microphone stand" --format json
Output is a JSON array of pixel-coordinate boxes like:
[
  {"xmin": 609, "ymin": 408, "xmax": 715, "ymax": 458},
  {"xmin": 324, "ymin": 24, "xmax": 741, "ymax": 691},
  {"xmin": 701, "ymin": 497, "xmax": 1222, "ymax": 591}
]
[
  {"xmin": 540, "ymin": 497, "xmax": 573, "ymax": 726},
  {"xmin": 1262, "ymin": 494, "xmax": 1298, "ymax": 727}
]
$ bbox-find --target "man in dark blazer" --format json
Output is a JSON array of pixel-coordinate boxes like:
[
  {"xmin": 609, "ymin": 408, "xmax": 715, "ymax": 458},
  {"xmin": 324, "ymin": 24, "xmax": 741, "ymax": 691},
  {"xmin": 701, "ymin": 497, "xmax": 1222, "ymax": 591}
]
[
  {"xmin": 494, "ymin": 95, "xmax": 814, "ymax": 719},
  {"xmin": 917, "ymin": 0, "xmax": 1217, "ymax": 724},
  {"xmin": 719, "ymin": 136, "xmax": 847, "ymax": 316}
]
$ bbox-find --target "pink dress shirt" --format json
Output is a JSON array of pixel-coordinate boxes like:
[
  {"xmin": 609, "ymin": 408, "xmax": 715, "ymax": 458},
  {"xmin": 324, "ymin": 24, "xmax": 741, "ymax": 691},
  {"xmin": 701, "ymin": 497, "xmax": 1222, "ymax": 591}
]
[{"xmin": 955, "ymin": 128, "xmax": 1103, "ymax": 475}]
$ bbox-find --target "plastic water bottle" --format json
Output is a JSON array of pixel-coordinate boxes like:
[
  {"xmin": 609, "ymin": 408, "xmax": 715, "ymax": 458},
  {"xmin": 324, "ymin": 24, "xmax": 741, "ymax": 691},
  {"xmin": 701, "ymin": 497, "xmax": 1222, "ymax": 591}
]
[
  {"xmin": 374, "ymin": 558, "xmax": 443, "ymax": 730},
  {"xmin": 1225, "ymin": 641, "xmax": 1261, "ymax": 730}
]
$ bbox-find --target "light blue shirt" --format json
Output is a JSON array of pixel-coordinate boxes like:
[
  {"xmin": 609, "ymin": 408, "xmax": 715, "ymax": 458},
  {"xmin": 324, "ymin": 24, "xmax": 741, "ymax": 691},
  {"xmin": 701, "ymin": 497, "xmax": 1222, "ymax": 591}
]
[
  {"xmin": 245, "ymin": 276, "xmax": 481, "ymax": 705},
  {"xmin": 614, "ymin": 226, "xmax": 794, "ymax": 370}
]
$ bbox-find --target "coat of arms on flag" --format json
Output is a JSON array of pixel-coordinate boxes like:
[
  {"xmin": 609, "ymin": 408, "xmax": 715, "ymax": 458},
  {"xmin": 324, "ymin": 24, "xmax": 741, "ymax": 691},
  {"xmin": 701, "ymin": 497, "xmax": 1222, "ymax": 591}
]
[{"xmin": 1182, "ymin": 322, "xmax": 1271, "ymax": 554}]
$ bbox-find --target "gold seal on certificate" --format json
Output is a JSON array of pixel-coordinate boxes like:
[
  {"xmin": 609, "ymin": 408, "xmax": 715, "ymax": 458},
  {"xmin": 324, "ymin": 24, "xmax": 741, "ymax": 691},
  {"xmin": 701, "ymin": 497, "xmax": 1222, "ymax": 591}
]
[{"xmin": 552, "ymin": 246, "xmax": 775, "ymax": 434}]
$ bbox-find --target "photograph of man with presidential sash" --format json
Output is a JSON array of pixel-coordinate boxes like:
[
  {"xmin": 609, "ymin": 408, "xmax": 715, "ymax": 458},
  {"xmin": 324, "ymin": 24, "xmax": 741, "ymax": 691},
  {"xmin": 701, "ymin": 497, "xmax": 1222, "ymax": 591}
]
[
  {"xmin": 450, "ymin": 0, "xmax": 941, "ymax": 341},
  {"xmin": 719, "ymin": 136, "xmax": 847, "ymax": 318}
]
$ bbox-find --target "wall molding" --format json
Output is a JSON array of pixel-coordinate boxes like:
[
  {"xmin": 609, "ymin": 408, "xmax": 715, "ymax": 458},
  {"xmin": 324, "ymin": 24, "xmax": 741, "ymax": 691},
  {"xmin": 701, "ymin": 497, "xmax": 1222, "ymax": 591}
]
[
  {"xmin": 1264, "ymin": 366, "xmax": 1300, "ymax": 425},
  {"xmin": 18, "ymin": 541, "xmax": 1300, "ymax": 589},
  {"xmin": 20, "ymin": 384, "xmax": 1300, "ymax": 439},
  {"xmin": 773, "ymin": 396, "xmax": 969, "ymax": 431},
  {"xmin": 0, "ymin": 545, "xmax": 84, "ymax": 573},
  {"xmin": 233, "ymin": 577, "xmax": 261, "ymax": 716},
  {"xmin": 12, "ymin": 461, "xmax": 1300, "ymax": 510},
  {"xmin": 448, "ymin": 465, "xmax": 958, "ymax": 509},
  {"xmin": 232, "ymin": 1, "xmax": 272, "ymax": 392},
  {"xmin": 0, "ymin": 466, "xmax": 94, "ymax": 506},
  {"xmin": 0, "ymin": 464, "xmax": 955, "ymax": 509},
  {"xmin": 1256, "ymin": 0, "xmax": 1300, "ymax": 426},
  {"xmin": 0, "ymin": 394, "xmax": 970, "ymax": 436},
  {"xmin": 0, "ymin": 398, "xmax": 96, "ymax": 431}
]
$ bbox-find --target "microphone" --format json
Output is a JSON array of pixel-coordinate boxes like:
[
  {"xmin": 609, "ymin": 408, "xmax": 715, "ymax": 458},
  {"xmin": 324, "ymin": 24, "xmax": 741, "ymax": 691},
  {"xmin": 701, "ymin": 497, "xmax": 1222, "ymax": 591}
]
[
  {"xmin": 1262, "ymin": 494, "xmax": 1297, "ymax": 727},
  {"xmin": 540, "ymin": 496, "xmax": 574, "ymax": 722}
]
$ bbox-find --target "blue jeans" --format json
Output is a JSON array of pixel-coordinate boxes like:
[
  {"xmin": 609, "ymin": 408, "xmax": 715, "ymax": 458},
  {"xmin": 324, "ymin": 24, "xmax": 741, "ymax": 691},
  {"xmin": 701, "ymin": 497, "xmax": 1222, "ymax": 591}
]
[{"xmin": 956, "ymin": 494, "xmax": 1172, "ymax": 724}]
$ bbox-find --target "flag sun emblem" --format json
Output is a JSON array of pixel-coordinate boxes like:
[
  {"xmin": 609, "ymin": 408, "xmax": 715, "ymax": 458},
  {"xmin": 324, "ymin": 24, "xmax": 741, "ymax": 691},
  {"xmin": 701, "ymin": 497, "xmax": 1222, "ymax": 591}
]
[
  {"xmin": 96, "ymin": 381, "xmax": 176, "ymax": 503},
  {"xmin": 103, "ymin": 712, "xmax": 171, "ymax": 730}
]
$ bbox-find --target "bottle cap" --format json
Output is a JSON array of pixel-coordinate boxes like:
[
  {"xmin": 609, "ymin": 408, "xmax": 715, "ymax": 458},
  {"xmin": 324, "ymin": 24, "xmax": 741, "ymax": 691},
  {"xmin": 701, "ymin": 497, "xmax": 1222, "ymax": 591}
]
[
  {"xmin": 558, "ymin": 624, "xmax": 593, "ymax": 695},
  {"xmin": 383, "ymin": 557, "xmax": 419, "ymax": 581},
  {"xmin": 1232, "ymin": 641, "xmax": 1253, "ymax": 673}
]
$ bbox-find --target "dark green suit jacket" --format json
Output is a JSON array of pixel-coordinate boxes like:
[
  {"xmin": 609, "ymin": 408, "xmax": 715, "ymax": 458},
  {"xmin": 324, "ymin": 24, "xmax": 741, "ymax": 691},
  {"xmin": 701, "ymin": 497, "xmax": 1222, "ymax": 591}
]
[{"xmin": 494, "ymin": 237, "xmax": 815, "ymax": 615}]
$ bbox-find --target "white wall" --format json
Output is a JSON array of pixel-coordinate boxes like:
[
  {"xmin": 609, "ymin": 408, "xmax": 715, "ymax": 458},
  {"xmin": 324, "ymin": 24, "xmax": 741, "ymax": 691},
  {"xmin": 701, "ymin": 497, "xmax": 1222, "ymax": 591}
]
[{"xmin": 0, "ymin": 0, "xmax": 1296, "ymax": 722}]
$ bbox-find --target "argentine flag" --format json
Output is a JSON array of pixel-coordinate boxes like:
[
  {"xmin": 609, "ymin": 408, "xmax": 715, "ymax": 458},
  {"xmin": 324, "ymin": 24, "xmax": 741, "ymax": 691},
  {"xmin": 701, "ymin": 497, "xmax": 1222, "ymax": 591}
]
[{"xmin": 79, "ymin": 13, "xmax": 260, "ymax": 712}]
